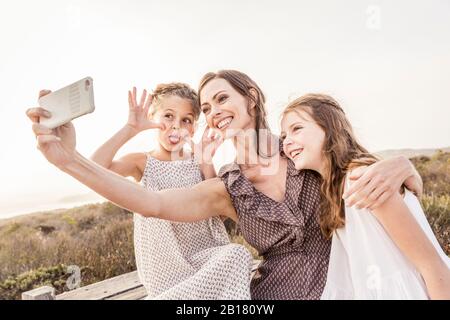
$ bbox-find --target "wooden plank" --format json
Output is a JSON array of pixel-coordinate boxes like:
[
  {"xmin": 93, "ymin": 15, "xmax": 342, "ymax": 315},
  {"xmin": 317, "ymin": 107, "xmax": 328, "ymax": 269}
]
[
  {"xmin": 57, "ymin": 271, "xmax": 142, "ymax": 300},
  {"xmin": 48, "ymin": 259, "xmax": 263, "ymax": 300},
  {"xmin": 22, "ymin": 286, "xmax": 55, "ymax": 300},
  {"xmin": 105, "ymin": 285, "xmax": 147, "ymax": 300},
  {"xmin": 110, "ymin": 260, "xmax": 262, "ymax": 300}
]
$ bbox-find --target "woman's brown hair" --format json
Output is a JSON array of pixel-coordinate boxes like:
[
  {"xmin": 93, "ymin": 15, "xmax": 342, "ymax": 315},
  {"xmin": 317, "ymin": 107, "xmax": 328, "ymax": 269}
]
[
  {"xmin": 283, "ymin": 94, "xmax": 379, "ymax": 238},
  {"xmin": 198, "ymin": 70, "xmax": 274, "ymax": 157}
]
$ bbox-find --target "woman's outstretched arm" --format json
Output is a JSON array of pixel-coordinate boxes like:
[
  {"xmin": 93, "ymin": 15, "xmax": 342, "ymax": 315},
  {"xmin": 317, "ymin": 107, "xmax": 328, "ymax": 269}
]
[
  {"xmin": 64, "ymin": 153, "xmax": 234, "ymax": 222},
  {"xmin": 26, "ymin": 98, "xmax": 236, "ymax": 223}
]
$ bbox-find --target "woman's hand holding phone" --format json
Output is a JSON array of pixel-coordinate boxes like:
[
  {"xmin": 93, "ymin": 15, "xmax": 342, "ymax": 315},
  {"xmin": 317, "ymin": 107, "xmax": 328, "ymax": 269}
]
[
  {"xmin": 126, "ymin": 87, "xmax": 165, "ymax": 135},
  {"xmin": 26, "ymin": 90, "xmax": 77, "ymax": 169}
]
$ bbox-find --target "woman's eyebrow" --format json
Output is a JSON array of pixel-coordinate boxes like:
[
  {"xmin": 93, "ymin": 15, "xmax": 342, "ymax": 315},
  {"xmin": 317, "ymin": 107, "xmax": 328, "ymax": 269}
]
[
  {"xmin": 289, "ymin": 122, "xmax": 301, "ymax": 130},
  {"xmin": 212, "ymin": 90, "xmax": 226, "ymax": 100},
  {"xmin": 201, "ymin": 90, "xmax": 226, "ymax": 108}
]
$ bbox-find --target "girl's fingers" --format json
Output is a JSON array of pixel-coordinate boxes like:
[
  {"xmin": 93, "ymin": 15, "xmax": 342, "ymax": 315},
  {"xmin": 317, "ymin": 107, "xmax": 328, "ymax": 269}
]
[
  {"xmin": 369, "ymin": 190, "xmax": 392, "ymax": 210},
  {"xmin": 353, "ymin": 188, "xmax": 378, "ymax": 209},
  {"xmin": 347, "ymin": 177, "xmax": 379, "ymax": 208},
  {"xmin": 132, "ymin": 87, "xmax": 137, "ymax": 107},
  {"xmin": 404, "ymin": 175, "xmax": 423, "ymax": 198},
  {"xmin": 201, "ymin": 126, "xmax": 211, "ymax": 141},
  {"xmin": 143, "ymin": 93, "xmax": 153, "ymax": 114},
  {"xmin": 348, "ymin": 166, "xmax": 366, "ymax": 181},
  {"xmin": 128, "ymin": 91, "xmax": 134, "ymax": 109},
  {"xmin": 343, "ymin": 168, "xmax": 373, "ymax": 199},
  {"xmin": 202, "ymin": 127, "xmax": 223, "ymax": 145},
  {"xmin": 360, "ymin": 184, "xmax": 387, "ymax": 209},
  {"xmin": 212, "ymin": 130, "xmax": 223, "ymax": 141},
  {"xmin": 183, "ymin": 135, "xmax": 195, "ymax": 150},
  {"xmin": 139, "ymin": 89, "xmax": 147, "ymax": 108},
  {"xmin": 206, "ymin": 127, "xmax": 221, "ymax": 140},
  {"xmin": 214, "ymin": 135, "xmax": 224, "ymax": 148},
  {"xmin": 346, "ymin": 184, "xmax": 369, "ymax": 207}
]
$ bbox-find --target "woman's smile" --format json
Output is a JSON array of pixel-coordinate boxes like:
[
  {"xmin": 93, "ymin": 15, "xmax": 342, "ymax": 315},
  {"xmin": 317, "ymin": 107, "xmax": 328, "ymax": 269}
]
[{"xmin": 215, "ymin": 116, "xmax": 233, "ymax": 130}]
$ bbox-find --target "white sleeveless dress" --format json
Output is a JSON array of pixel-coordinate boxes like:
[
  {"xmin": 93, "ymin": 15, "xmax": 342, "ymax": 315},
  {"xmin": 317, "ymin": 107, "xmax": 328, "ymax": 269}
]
[
  {"xmin": 133, "ymin": 153, "xmax": 253, "ymax": 300},
  {"xmin": 322, "ymin": 179, "xmax": 450, "ymax": 300}
]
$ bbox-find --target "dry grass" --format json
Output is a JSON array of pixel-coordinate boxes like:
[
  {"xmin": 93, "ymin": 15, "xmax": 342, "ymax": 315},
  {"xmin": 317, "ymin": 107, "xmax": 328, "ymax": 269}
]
[
  {"xmin": 410, "ymin": 150, "xmax": 450, "ymax": 252},
  {"xmin": 0, "ymin": 202, "xmax": 135, "ymax": 299}
]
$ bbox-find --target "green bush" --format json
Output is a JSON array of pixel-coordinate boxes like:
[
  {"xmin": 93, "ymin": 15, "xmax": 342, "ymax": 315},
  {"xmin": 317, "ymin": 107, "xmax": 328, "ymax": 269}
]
[{"xmin": 0, "ymin": 264, "xmax": 68, "ymax": 300}]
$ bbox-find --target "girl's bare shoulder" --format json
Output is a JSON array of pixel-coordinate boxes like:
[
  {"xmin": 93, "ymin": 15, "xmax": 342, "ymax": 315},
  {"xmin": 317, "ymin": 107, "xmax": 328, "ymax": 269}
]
[{"xmin": 120, "ymin": 152, "xmax": 148, "ymax": 175}]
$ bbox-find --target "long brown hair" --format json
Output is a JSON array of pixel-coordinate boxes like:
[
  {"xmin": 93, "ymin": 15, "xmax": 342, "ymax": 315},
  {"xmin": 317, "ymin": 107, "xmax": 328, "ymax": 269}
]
[
  {"xmin": 283, "ymin": 94, "xmax": 379, "ymax": 238},
  {"xmin": 198, "ymin": 70, "xmax": 273, "ymax": 157}
]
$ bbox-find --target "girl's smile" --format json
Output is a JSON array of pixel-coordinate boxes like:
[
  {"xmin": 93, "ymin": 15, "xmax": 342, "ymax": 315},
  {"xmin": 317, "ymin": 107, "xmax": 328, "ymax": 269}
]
[{"xmin": 281, "ymin": 109, "xmax": 326, "ymax": 176}]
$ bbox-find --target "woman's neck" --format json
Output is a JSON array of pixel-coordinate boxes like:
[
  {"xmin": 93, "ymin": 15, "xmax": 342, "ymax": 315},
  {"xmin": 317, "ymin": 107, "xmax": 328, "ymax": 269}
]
[{"xmin": 232, "ymin": 133, "xmax": 258, "ymax": 167}]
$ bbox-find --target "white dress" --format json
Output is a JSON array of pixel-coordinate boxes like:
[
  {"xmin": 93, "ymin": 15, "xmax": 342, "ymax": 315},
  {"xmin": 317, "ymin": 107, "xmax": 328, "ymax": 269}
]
[
  {"xmin": 322, "ymin": 179, "xmax": 450, "ymax": 300},
  {"xmin": 133, "ymin": 153, "xmax": 253, "ymax": 300}
]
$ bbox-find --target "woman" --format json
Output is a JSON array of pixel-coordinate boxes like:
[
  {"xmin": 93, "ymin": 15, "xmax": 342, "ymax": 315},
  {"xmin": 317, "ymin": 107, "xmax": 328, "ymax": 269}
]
[
  {"xmin": 26, "ymin": 70, "xmax": 422, "ymax": 299},
  {"xmin": 280, "ymin": 94, "xmax": 450, "ymax": 299}
]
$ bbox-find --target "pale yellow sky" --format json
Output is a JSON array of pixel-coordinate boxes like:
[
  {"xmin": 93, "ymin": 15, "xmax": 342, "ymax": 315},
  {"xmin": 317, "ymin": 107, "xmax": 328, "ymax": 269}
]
[{"xmin": 0, "ymin": 0, "xmax": 449, "ymax": 216}]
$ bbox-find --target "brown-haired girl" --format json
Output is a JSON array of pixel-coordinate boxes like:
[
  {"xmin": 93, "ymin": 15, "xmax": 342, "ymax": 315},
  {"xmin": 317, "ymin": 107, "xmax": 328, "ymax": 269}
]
[{"xmin": 280, "ymin": 94, "xmax": 450, "ymax": 299}]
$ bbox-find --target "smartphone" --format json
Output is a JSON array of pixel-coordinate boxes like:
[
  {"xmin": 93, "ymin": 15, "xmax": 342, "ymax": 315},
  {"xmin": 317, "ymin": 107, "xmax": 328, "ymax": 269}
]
[{"xmin": 39, "ymin": 76, "xmax": 95, "ymax": 129}]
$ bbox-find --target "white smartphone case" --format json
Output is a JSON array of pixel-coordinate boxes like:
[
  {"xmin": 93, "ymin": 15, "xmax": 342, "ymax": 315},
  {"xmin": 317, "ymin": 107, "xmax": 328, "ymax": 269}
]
[{"xmin": 39, "ymin": 77, "xmax": 95, "ymax": 129}]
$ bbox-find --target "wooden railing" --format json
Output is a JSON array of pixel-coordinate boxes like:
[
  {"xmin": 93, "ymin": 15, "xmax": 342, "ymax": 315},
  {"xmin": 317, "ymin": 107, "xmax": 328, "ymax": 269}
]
[{"xmin": 22, "ymin": 260, "xmax": 262, "ymax": 300}]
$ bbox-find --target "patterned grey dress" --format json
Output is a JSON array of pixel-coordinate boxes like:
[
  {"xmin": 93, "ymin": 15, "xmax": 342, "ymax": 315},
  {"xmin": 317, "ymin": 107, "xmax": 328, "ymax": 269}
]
[
  {"xmin": 218, "ymin": 158, "xmax": 331, "ymax": 300},
  {"xmin": 134, "ymin": 153, "xmax": 253, "ymax": 300}
]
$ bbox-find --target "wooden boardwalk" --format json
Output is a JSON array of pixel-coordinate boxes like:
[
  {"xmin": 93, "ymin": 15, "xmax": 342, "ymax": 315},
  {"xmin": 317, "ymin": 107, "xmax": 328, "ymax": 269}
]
[{"xmin": 22, "ymin": 260, "xmax": 262, "ymax": 300}]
